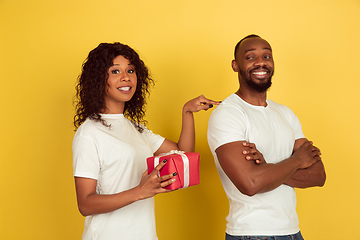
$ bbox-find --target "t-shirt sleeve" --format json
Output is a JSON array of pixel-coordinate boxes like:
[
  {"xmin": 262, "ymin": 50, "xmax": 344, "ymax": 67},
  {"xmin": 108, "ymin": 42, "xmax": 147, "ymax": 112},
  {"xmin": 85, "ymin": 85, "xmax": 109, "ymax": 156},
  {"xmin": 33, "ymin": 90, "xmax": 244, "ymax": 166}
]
[
  {"xmin": 283, "ymin": 106, "xmax": 306, "ymax": 140},
  {"xmin": 72, "ymin": 134, "xmax": 100, "ymax": 180},
  {"xmin": 208, "ymin": 105, "xmax": 247, "ymax": 152},
  {"xmin": 142, "ymin": 127, "xmax": 165, "ymax": 154}
]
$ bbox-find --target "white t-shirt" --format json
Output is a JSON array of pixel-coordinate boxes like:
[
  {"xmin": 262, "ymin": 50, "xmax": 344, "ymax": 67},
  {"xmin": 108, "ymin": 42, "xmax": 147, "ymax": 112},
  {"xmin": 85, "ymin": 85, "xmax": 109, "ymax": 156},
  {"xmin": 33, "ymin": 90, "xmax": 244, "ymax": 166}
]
[
  {"xmin": 207, "ymin": 94, "xmax": 305, "ymax": 236},
  {"xmin": 73, "ymin": 114, "xmax": 165, "ymax": 240}
]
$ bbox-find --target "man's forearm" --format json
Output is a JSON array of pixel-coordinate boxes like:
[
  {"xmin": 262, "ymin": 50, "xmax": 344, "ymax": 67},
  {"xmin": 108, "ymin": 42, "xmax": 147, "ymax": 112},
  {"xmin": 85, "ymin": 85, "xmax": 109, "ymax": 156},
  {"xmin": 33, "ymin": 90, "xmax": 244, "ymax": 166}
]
[{"xmin": 284, "ymin": 160, "xmax": 326, "ymax": 188}]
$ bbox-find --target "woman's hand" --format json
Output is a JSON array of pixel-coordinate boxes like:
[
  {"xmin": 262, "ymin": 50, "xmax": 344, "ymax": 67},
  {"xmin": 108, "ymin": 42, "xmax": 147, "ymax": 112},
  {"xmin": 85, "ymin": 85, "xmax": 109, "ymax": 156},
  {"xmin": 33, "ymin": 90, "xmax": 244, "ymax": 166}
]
[
  {"xmin": 136, "ymin": 159, "xmax": 177, "ymax": 200},
  {"xmin": 183, "ymin": 95, "xmax": 220, "ymax": 113},
  {"xmin": 175, "ymin": 94, "xmax": 220, "ymax": 152},
  {"xmin": 242, "ymin": 142, "xmax": 266, "ymax": 165},
  {"xmin": 74, "ymin": 159, "xmax": 176, "ymax": 216}
]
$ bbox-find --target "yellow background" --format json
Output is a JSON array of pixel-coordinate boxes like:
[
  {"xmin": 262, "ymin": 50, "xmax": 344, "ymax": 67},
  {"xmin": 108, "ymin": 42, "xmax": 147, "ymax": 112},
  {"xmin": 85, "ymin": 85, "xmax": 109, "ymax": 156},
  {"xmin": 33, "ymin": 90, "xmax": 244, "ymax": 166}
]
[{"xmin": 1, "ymin": 0, "xmax": 359, "ymax": 239}]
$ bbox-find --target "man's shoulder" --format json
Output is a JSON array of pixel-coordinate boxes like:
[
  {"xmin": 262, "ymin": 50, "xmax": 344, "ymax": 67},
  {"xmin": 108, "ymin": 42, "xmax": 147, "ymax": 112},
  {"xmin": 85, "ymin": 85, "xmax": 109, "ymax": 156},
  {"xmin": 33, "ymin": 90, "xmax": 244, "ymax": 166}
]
[
  {"xmin": 267, "ymin": 100, "xmax": 300, "ymax": 124},
  {"xmin": 268, "ymin": 99, "xmax": 294, "ymax": 112},
  {"xmin": 214, "ymin": 94, "xmax": 247, "ymax": 111},
  {"xmin": 209, "ymin": 94, "xmax": 249, "ymax": 129}
]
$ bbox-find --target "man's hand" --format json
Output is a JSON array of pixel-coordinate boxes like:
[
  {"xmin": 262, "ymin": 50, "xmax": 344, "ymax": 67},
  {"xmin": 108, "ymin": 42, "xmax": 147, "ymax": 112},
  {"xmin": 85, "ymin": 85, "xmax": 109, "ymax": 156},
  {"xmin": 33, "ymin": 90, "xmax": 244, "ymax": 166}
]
[
  {"xmin": 292, "ymin": 140, "xmax": 322, "ymax": 169},
  {"xmin": 242, "ymin": 142, "xmax": 266, "ymax": 164}
]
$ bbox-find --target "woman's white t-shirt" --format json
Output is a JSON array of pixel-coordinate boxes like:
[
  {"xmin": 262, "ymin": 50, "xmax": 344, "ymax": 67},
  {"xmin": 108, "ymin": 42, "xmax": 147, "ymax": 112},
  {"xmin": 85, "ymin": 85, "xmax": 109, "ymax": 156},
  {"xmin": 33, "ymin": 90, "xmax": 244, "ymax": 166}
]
[{"xmin": 73, "ymin": 114, "xmax": 165, "ymax": 240}]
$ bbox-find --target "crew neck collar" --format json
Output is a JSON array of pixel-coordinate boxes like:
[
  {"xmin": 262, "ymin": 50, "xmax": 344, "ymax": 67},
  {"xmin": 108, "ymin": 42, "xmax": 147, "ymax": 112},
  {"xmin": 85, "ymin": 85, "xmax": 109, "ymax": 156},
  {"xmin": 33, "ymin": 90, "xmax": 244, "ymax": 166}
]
[
  {"xmin": 233, "ymin": 93, "xmax": 269, "ymax": 109},
  {"xmin": 100, "ymin": 113, "xmax": 125, "ymax": 119}
]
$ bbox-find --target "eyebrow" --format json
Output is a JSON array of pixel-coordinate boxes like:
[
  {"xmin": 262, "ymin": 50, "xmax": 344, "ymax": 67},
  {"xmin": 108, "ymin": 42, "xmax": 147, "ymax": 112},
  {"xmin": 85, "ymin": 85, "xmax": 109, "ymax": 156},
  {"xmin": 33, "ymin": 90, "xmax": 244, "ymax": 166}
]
[
  {"xmin": 111, "ymin": 63, "xmax": 133, "ymax": 67},
  {"xmin": 244, "ymin": 47, "xmax": 272, "ymax": 53}
]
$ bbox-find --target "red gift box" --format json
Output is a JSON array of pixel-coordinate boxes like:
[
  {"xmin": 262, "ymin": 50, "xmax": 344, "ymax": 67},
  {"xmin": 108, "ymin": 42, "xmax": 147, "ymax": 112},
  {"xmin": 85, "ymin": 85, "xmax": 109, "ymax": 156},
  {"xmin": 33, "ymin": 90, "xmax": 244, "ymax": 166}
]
[{"xmin": 146, "ymin": 151, "xmax": 200, "ymax": 190}]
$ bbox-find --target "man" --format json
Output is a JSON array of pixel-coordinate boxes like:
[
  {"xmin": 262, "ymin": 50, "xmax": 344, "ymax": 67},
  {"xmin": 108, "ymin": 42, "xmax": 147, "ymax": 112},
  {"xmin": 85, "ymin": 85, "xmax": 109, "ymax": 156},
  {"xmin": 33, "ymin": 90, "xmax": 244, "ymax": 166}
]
[{"xmin": 207, "ymin": 34, "xmax": 326, "ymax": 240}]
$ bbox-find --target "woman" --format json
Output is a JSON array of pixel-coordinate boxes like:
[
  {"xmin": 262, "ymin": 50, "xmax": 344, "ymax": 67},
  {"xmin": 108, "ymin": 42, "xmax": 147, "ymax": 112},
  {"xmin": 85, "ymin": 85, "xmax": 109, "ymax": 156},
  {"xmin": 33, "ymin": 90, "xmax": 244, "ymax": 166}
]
[{"xmin": 72, "ymin": 42, "xmax": 219, "ymax": 240}]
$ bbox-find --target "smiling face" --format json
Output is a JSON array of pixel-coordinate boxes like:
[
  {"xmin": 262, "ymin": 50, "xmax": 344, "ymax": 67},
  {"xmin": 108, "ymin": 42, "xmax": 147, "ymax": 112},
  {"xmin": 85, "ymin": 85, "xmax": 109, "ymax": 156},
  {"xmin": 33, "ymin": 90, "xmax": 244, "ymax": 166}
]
[
  {"xmin": 232, "ymin": 37, "xmax": 274, "ymax": 93},
  {"xmin": 103, "ymin": 55, "xmax": 137, "ymax": 114}
]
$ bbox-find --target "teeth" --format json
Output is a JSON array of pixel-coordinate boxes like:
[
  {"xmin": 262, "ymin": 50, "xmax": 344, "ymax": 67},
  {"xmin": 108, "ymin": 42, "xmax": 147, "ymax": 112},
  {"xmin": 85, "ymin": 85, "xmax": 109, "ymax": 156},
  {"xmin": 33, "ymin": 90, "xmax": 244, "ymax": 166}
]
[
  {"xmin": 118, "ymin": 87, "xmax": 130, "ymax": 91},
  {"xmin": 253, "ymin": 71, "xmax": 267, "ymax": 75}
]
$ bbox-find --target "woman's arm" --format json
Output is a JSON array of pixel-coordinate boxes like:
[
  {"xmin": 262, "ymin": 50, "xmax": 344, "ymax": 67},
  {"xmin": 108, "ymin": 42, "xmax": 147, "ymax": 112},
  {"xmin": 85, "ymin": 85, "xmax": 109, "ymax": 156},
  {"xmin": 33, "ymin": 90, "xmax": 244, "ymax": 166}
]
[
  {"xmin": 155, "ymin": 95, "xmax": 220, "ymax": 155},
  {"xmin": 75, "ymin": 159, "xmax": 176, "ymax": 216}
]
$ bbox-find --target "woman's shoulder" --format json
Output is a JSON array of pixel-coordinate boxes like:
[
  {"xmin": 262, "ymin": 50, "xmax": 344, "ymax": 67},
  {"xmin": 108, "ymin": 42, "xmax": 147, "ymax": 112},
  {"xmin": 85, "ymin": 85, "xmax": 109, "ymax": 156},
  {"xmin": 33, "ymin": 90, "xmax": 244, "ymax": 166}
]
[{"xmin": 75, "ymin": 118, "xmax": 104, "ymax": 137}]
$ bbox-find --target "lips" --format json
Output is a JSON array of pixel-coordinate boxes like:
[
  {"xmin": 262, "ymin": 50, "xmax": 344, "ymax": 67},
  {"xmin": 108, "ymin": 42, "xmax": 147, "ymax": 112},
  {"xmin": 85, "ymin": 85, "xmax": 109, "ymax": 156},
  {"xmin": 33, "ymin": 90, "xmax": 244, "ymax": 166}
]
[
  {"xmin": 117, "ymin": 86, "xmax": 132, "ymax": 92},
  {"xmin": 250, "ymin": 67, "xmax": 270, "ymax": 79},
  {"xmin": 252, "ymin": 71, "xmax": 267, "ymax": 77}
]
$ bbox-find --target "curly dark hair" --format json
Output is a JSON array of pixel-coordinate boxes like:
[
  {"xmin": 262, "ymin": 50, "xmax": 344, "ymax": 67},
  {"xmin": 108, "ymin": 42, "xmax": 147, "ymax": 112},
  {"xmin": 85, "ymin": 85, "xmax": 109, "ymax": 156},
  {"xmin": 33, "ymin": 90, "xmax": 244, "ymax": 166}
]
[{"xmin": 73, "ymin": 42, "xmax": 154, "ymax": 132}]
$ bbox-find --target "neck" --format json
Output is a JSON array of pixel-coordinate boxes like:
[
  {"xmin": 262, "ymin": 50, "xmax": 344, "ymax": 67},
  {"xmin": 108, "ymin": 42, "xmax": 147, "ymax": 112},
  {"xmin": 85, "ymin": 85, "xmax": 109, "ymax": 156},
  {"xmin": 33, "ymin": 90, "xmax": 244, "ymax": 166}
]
[
  {"xmin": 235, "ymin": 87, "xmax": 267, "ymax": 107},
  {"xmin": 101, "ymin": 101, "xmax": 125, "ymax": 114},
  {"xmin": 100, "ymin": 107, "xmax": 124, "ymax": 114}
]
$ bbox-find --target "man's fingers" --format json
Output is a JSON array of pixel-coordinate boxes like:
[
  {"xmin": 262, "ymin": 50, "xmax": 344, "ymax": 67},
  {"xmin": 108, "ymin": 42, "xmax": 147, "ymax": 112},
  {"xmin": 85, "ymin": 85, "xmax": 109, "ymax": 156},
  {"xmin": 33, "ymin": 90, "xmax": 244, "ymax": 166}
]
[
  {"xmin": 313, "ymin": 146, "xmax": 321, "ymax": 155},
  {"xmin": 243, "ymin": 149, "xmax": 258, "ymax": 155},
  {"xmin": 242, "ymin": 142, "xmax": 257, "ymax": 149},
  {"xmin": 247, "ymin": 143, "xmax": 256, "ymax": 149}
]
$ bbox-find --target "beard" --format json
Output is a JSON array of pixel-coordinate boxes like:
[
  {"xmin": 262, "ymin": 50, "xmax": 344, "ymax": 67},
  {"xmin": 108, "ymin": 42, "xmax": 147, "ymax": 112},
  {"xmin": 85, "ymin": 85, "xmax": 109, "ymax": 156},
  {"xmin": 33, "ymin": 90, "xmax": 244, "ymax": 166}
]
[{"xmin": 240, "ymin": 66, "xmax": 273, "ymax": 93}]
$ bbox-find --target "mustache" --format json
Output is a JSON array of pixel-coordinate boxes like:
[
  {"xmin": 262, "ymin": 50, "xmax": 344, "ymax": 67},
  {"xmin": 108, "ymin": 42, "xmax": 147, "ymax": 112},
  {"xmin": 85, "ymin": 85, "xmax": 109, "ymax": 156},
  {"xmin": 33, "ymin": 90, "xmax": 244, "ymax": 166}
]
[{"xmin": 249, "ymin": 66, "xmax": 271, "ymax": 73}]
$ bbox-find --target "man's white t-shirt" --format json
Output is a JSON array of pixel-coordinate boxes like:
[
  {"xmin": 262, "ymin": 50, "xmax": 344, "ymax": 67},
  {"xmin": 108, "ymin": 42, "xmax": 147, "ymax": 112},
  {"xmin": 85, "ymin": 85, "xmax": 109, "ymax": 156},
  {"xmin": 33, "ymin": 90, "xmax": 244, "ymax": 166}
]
[
  {"xmin": 73, "ymin": 114, "xmax": 165, "ymax": 240},
  {"xmin": 207, "ymin": 94, "xmax": 305, "ymax": 236}
]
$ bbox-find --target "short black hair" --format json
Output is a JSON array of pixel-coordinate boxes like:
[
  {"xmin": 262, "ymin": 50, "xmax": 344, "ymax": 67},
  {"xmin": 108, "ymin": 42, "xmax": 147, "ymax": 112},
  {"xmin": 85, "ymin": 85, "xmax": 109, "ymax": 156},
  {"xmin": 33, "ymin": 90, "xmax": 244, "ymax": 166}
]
[{"xmin": 234, "ymin": 34, "xmax": 261, "ymax": 59}]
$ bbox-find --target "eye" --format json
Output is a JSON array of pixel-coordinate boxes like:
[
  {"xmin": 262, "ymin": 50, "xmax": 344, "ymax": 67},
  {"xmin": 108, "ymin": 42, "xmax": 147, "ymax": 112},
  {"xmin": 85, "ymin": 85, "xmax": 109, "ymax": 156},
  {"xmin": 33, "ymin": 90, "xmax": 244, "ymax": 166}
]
[
  {"xmin": 246, "ymin": 55, "xmax": 255, "ymax": 60},
  {"xmin": 128, "ymin": 69, "xmax": 135, "ymax": 74},
  {"xmin": 263, "ymin": 53, "xmax": 272, "ymax": 59},
  {"xmin": 111, "ymin": 69, "xmax": 120, "ymax": 74}
]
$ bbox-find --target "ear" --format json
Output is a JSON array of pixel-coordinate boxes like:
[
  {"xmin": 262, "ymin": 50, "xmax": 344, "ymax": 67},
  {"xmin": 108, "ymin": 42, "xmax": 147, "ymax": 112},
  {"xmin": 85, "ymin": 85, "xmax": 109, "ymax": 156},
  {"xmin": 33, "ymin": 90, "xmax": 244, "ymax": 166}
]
[{"xmin": 231, "ymin": 60, "xmax": 239, "ymax": 72}]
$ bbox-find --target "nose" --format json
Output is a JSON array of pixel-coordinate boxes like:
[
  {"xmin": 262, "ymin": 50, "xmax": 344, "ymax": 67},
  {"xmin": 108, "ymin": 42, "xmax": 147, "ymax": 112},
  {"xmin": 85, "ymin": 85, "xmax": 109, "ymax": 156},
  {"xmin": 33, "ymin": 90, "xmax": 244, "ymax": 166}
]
[
  {"xmin": 254, "ymin": 57, "xmax": 267, "ymax": 67},
  {"xmin": 120, "ymin": 72, "xmax": 130, "ymax": 81}
]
